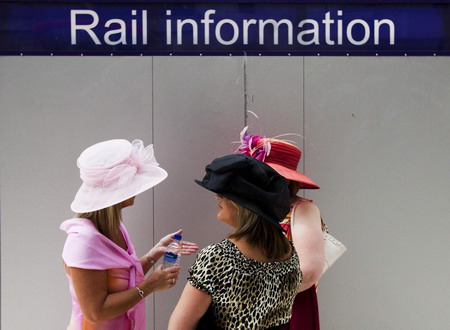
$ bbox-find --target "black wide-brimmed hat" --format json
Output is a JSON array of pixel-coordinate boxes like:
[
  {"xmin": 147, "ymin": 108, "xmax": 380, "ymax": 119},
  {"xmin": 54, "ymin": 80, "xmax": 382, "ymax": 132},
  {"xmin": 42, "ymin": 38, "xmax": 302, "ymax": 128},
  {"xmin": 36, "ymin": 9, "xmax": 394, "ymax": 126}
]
[{"xmin": 195, "ymin": 154, "xmax": 290, "ymax": 230}]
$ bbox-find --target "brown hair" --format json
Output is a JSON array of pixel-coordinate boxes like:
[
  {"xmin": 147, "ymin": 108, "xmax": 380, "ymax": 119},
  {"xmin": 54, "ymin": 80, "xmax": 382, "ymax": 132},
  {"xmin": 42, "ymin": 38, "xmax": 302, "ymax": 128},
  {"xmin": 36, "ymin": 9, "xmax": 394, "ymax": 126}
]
[
  {"xmin": 76, "ymin": 203, "xmax": 122, "ymax": 241},
  {"xmin": 288, "ymin": 180, "xmax": 301, "ymax": 202},
  {"xmin": 228, "ymin": 201, "xmax": 291, "ymax": 260}
]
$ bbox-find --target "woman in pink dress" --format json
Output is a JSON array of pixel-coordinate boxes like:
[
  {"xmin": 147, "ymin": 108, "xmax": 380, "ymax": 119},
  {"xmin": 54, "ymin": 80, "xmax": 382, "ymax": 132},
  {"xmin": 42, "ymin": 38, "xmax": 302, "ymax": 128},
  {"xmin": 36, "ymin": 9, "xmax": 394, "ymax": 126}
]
[
  {"xmin": 238, "ymin": 128, "xmax": 324, "ymax": 330},
  {"xmin": 61, "ymin": 139, "xmax": 198, "ymax": 330}
]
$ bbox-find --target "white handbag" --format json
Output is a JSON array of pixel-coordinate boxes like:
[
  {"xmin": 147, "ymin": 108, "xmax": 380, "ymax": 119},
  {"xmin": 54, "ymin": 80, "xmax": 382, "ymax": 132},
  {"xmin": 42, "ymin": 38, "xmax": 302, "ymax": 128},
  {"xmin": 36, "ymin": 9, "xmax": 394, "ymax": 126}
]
[
  {"xmin": 291, "ymin": 200, "xmax": 347, "ymax": 276},
  {"xmin": 322, "ymin": 231, "xmax": 347, "ymax": 275}
]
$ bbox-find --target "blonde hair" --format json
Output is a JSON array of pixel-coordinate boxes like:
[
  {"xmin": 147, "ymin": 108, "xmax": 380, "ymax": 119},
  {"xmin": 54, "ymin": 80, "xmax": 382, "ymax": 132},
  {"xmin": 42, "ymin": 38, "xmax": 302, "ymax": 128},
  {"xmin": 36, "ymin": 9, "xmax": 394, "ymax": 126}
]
[
  {"xmin": 228, "ymin": 201, "xmax": 291, "ymax": 260},
  {"xmin": 76, "ymin": 203, "xmax": 122, "ymax": 241}
]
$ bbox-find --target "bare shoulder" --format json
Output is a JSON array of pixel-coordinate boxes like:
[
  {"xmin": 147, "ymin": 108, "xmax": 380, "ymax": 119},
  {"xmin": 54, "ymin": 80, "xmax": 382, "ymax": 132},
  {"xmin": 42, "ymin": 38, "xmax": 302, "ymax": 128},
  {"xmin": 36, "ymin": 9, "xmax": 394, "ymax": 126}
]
[
  {"xmin": 296, "ymin": 198, "xmax": 321, "ymax": 216},
  {"xmin": 291, "ymin": 198, "xmax": 323, "ymax": 233}
]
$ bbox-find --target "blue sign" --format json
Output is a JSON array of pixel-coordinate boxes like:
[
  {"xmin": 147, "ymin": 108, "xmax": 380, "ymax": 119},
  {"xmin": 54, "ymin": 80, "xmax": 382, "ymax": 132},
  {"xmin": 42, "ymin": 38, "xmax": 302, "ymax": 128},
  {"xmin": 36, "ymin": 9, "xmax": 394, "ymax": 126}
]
[{"xmin": 1, "ymin": 2, "xmax": 450, "ymax": 55}]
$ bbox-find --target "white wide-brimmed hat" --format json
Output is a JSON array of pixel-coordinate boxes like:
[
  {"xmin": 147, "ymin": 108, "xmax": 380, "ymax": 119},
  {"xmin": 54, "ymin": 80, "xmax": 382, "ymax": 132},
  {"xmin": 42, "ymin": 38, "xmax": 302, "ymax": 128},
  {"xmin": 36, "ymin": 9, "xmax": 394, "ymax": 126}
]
[{"xmin": 71, "ymin": 139, "xmax": 168, "ymax": 213}]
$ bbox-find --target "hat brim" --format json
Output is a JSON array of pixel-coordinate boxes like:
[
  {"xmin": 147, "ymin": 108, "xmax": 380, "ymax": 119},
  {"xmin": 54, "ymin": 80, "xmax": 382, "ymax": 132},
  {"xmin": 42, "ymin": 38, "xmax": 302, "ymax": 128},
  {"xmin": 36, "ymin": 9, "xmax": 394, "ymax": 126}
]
[
  {"xmin": 71, "ymin": 167, "xmax": 168, "ymax": 213},
  {"xmin": 266, "ymin": 163, "xmax": 320, "ymax": 189}
]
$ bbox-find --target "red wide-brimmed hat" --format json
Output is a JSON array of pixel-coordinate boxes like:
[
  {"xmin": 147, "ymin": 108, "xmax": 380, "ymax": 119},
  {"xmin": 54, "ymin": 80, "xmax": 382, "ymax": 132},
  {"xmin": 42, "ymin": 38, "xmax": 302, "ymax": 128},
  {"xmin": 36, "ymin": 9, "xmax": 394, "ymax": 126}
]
[{"xmin": 237, "ymin": 127, "xmax": 320, "ymax": 189}]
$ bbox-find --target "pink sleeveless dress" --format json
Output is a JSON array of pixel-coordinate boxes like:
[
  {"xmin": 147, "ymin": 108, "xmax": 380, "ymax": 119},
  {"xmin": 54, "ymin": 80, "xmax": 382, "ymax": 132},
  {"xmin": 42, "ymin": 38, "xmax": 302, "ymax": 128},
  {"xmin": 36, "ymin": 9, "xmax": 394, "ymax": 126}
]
[
  {"xmin": 61, "ymin": 218, "xmax": 145, "ymax": 330},
  {"xmin": 281, "ymin": 199, "xmax": 320, "ymax": 330}
]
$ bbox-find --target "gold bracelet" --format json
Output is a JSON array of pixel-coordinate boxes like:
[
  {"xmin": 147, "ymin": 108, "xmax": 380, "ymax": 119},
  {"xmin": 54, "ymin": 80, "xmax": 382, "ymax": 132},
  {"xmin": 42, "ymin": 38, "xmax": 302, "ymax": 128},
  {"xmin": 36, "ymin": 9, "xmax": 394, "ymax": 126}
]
[{"xmin": 135, "ymin": 286, "xmax": 145, "ymax": 299}]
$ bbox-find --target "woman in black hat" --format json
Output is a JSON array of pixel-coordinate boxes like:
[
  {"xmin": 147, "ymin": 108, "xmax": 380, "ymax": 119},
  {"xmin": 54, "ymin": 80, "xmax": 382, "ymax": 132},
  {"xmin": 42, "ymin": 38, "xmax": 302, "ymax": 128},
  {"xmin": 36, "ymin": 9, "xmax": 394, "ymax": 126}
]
[{"xmin": 168, "ymin": 154, "xmax": 302, "ymax": 330}]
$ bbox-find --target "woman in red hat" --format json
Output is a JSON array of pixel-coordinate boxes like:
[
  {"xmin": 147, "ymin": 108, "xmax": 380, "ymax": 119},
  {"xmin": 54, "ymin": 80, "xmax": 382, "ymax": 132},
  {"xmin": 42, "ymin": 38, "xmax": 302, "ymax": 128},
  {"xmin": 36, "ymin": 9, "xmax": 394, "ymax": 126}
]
[{"xmin": 238, "ymin": 127, "xmax": 324, "ymax": 330}]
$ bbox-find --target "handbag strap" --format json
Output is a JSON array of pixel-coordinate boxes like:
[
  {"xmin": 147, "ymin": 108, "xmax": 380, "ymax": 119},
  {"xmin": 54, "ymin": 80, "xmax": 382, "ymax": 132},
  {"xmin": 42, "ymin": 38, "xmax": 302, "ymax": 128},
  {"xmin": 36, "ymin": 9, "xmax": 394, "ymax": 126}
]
[{"xmin": 321, "ymin": 218, "xmax": 329, "ymax": 233}]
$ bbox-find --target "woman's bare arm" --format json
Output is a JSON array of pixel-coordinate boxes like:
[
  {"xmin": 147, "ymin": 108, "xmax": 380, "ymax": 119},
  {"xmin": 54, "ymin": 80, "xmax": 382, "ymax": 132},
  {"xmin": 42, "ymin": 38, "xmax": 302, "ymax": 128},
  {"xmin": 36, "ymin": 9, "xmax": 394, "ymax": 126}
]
[
  {"xmin": 291, "ymin": 200, "xmax": 325, "ymax": 291},
  {"xmin": 69, "ymin": 265, "xmax": 180, "ymax": 323},
  {"xmin": 168, "ymin": 283, "xmax": 212, "ymax": 330}
]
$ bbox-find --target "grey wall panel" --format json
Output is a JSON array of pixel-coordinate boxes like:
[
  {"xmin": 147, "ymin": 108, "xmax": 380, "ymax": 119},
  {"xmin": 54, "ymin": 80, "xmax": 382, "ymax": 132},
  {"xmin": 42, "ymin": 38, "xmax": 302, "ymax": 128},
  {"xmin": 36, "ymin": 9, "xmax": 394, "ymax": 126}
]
[
  {"xmin": 152, "ymin": 56, "xmax": 245, "ymax": 330},
  {"xmin": 245, "ymin": 57, "xmax": 304, "ymax": 136},
  {"xmin": 304, "ymin": 57, "xmax": 450, "ymax": 329},
  {"xmin": 2, "ymin": 54, "xmax": 450, "ymax": 330},
  {"xmin": 0, "ymin": 57, "xmax": 155, "ymax": 329},
  {"xmin": 244, "ymin": 57, "xmax": 306, "ymax": 181}
]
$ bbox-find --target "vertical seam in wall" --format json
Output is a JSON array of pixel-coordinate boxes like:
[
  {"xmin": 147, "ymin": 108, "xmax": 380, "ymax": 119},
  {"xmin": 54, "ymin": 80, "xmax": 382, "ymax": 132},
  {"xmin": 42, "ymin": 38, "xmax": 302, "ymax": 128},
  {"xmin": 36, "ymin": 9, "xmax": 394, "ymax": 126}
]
[
  {"xmin": 243, "ymin": 52, "xmax": 248, "ymax": 126},
  {"xmin": 151, "ymin": 56, "xmax": 156, "ymax": 330},
  {"xmin": 0, "ymin": 183, "xmax": 2, "ymax": 323},
  {"xmin": 302, "ymin": 57, "xmax": 306, "ymax": 198}
]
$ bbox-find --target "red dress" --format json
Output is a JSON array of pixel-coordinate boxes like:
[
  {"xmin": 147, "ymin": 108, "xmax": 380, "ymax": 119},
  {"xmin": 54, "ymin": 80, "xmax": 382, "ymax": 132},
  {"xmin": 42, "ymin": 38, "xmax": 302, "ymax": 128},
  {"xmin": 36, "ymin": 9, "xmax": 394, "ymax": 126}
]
[{"xmin": 281, "ymin": 200, "xmax": 320, "ymax": 330}]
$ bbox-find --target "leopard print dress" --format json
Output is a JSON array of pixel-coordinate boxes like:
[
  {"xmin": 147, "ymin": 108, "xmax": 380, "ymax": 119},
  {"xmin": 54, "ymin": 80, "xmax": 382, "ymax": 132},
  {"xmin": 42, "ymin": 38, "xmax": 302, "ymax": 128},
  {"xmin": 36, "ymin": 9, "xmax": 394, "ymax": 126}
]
[{"xmin": 188, "ymin": 239, "xmax": 302, "ymax": 330}]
